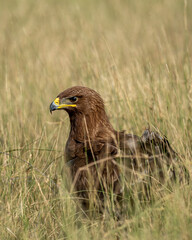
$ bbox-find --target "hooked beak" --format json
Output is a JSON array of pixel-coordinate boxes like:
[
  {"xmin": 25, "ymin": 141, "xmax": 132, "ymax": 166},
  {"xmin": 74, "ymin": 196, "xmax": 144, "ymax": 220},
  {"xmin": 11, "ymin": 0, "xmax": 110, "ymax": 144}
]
[
  {"xmin": 49, "ymin": 101, "xmax": 58, "ymax": 114},
  {"xmin": 49, "ymin": 97, "xmax": 76, "ymax": 114}
]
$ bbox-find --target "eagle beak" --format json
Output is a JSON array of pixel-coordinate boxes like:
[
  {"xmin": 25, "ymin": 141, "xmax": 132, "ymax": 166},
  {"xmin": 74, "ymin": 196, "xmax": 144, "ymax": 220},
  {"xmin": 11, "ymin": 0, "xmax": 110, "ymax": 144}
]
[
  {"xmin": 50, "ymin": 101, "xmax": 58, "ymax": 114},
  {"xmin": 49, "ymin": 97, "xmax": 76, "ymax": 114}
]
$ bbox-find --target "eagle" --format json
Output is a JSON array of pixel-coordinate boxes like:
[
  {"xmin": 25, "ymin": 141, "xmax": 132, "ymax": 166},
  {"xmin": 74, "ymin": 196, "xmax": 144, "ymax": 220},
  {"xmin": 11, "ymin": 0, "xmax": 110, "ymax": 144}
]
[{"xmin": 49, "ymin": 86, "xmax": 183, "ymax": 209}]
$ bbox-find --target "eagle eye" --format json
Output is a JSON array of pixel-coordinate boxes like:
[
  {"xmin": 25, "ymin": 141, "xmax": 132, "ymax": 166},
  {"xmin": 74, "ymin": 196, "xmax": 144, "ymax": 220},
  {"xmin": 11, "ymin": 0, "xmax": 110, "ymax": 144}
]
[{"xmin": 69, "ymin": 96, "xmax": 78, "ymax": 103}]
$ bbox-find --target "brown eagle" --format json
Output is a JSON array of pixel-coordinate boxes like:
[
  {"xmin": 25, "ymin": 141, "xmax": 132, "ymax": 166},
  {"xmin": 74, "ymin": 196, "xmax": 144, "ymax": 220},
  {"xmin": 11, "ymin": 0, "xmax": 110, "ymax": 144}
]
[{"xmin": 49, "ymin": 86, "xmax": 182, "ymax": 209}]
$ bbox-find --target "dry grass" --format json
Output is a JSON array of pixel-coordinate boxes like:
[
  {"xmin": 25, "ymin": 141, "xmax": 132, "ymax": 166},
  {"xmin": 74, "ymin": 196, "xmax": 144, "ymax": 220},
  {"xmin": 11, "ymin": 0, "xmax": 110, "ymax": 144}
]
[{"xmin": 0, "ymin": 0, "xmax": 192, "ymax": 239}]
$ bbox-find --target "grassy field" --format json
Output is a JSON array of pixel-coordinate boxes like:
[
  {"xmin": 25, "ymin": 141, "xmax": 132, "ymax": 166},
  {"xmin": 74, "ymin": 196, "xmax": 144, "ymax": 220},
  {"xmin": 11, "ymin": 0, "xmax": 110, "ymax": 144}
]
[{"xmin": 0, "ymin": 0, "xmax": 192, "ymax": 239}]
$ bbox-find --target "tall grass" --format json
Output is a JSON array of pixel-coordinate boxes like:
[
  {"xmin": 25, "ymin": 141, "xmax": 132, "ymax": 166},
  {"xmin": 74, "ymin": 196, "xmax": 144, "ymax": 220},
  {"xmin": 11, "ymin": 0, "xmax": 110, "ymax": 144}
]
[{"xmin": 0, "ymin": 0, "xmax": 192, "ymax": 239}]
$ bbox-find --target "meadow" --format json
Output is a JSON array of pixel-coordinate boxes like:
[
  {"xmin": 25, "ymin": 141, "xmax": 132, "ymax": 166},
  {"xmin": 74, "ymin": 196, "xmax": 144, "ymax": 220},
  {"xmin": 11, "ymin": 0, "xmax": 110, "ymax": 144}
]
[{"xmin": 0, "ymin": 0, "xmax": 192, "ymax": 239}]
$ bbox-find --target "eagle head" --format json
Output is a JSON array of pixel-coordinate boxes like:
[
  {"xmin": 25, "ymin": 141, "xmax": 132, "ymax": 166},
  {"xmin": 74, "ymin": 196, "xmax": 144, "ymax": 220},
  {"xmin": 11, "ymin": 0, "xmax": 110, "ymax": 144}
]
[{"xmin": 49, "ymin": 86, "xmax": 105, "ymax": 115}]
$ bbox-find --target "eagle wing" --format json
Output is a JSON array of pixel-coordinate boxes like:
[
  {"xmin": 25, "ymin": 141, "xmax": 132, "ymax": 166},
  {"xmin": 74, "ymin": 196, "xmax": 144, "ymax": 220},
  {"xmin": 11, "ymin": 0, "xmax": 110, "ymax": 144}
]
[{"xmin": 118, "ymin": 129, "xmax": 187, "ymax": 188}]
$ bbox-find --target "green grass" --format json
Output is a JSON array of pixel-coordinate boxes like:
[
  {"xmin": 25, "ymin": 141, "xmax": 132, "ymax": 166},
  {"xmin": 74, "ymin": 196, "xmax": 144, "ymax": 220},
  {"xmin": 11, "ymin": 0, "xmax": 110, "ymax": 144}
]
[{"xmin": 0, "ymin": 0, "xmax": 192, "ymax": 239}]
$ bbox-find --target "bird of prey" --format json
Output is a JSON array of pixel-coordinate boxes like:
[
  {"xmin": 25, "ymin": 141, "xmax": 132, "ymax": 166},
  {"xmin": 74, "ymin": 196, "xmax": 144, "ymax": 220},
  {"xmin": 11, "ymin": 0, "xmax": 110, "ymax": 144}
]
[{"xmin": 49, "ymin": 86, "xmax": 183, "ymax": 209}]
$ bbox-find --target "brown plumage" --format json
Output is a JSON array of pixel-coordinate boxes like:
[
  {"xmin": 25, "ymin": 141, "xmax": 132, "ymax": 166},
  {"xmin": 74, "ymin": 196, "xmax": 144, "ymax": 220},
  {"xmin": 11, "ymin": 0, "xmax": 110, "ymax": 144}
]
[{"xmin": 49, "ymin": 86, "xmax": 183, "ymax": 209}]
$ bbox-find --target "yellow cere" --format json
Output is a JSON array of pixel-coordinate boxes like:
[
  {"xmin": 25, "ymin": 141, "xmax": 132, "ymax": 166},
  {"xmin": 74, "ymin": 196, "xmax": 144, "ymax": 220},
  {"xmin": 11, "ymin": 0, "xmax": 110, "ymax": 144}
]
[
  {"xmin": 54, "ymin": 98, "xmax": 60, "ymax": 105},
  {"xmin": 54, "ymin": 97, "xmax": 76, "ymax": 108}
]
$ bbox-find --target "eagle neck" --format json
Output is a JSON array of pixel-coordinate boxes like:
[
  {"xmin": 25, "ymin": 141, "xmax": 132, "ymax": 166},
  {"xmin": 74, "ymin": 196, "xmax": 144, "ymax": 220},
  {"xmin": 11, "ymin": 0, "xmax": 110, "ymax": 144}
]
[{"xmin": 68, "ymin": 109, "xmax": 115, "ymax": 142}]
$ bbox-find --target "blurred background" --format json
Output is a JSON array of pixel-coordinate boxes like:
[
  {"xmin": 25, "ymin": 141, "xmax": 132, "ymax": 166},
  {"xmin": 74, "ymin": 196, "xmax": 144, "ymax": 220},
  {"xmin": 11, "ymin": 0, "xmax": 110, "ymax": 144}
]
[{"xmin": 0, "ymin": 0, "xmax": 192, "ymax": 239}]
